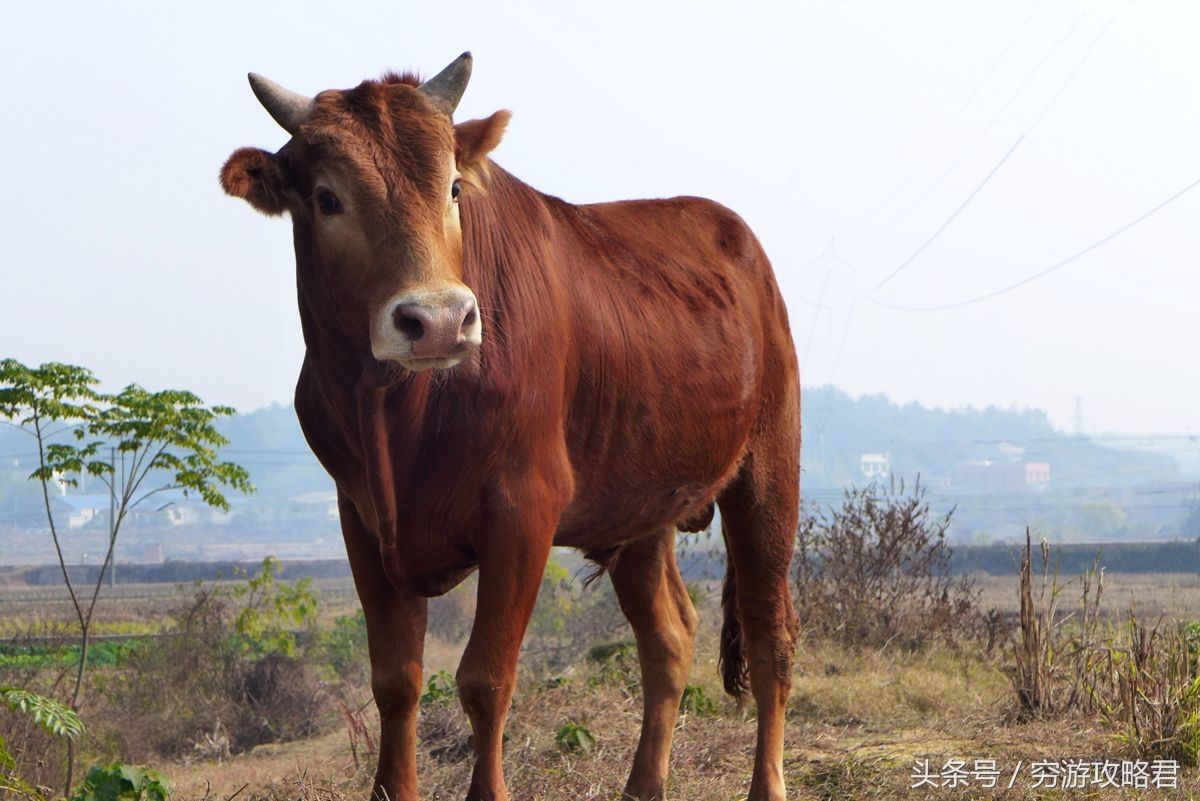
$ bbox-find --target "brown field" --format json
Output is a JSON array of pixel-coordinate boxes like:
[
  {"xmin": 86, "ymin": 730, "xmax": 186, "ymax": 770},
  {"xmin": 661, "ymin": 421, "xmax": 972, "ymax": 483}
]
[
  {"xmin": 4, "ymin": 570, "xmax": 1200, "ymax": 800},
  {"xmin": 972, "ymin": 571, "xmax": 1200, "ymax": 623},
  {"xmin": 0, "ymin": 578, "xmax": 363, "ymax": 637}
]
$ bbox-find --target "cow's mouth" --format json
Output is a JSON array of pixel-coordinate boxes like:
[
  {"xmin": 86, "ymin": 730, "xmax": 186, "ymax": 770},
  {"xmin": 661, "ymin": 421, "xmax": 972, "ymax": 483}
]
[
  {"xmin": 368, "ymin": 340, "xmax": 481, "ymax": 379},
  {"xmin": 400, "ymin": 355, "xmax": 466, "ymax": 371}
]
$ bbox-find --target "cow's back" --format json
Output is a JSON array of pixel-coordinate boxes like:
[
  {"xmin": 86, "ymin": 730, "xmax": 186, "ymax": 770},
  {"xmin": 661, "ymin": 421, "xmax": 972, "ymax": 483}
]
[{"xmin": 547, "ymin": 195, "xmax": 795, "ymax": 549}]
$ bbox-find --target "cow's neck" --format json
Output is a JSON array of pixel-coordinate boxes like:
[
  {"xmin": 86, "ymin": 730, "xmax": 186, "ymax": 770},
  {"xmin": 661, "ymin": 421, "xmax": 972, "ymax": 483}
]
[{"xmin": 292, "ymin": 259, "xmax": 455, "ymax": 548}]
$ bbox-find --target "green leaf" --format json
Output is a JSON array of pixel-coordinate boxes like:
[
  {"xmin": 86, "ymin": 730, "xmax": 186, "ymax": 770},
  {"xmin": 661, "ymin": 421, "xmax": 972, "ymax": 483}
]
[
  {"xmin": 0, "ymin": 686, "xmax": 84, "ymax": 740},
  {"xmin": 555, "ymin": 722, "xmax": 596, "ymax": 755},
  {"xmin": 69, "ymin": 763, "xmax": 171, "ymax": 801}
]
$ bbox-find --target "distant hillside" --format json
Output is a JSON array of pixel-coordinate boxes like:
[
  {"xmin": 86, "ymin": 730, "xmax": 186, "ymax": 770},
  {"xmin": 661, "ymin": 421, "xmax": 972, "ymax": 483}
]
[
  {"xmin": 215, "ymin": 404, "xmax": 332, "ymax": 499},
  {"xmin": 215, "ymin": 390, "xmax": 1190, "ymax": 544},
  {"xmin": 1, "ymin": 388, "xmax": 1194, "ymax": 564},
  {"xmin": 800, "ymin": 385, "xmax": 1191, "ymax": 544},
  {"xmin": 801, "ymin": 385, "xmax": 1179, "ymax": 491}
]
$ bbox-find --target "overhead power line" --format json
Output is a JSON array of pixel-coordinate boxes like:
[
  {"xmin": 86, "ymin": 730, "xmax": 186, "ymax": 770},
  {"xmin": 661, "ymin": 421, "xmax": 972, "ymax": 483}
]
[
  {"xmin": 844, "ymin": 10, "xmax": 1086, "ymax": 250},
  {"xmin": 868, "ymin": 173, "xmax": 1200, "ymax": 313},
  {"xmin": 870, "ymin": 15, "xmax": 1111, "ymax": 292},
  {"xmin": 841, "ymin": 0, "xmax": 1046, "ymax": 238},
  {"xmin": 874, "ymin": 135, "xmax": 1025, "ymax": 291}
]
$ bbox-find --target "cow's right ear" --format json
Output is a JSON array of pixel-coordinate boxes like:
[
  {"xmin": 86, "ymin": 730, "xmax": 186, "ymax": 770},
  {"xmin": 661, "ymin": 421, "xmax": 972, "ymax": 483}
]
[
  {"xmin": 220, "ymin": 147, "xmax": 290, "ymax": 216},
  {"xmin": 455, "ymin": 110, "xmax": 511, "ymax": 182}
]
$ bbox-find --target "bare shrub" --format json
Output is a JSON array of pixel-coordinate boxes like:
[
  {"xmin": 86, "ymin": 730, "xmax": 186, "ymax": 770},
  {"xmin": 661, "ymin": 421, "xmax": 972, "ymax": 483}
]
[
  {"xmin": 95, "ymin": 585, "xmax": 238, "ymax": 759},
  {"xmin": 0, "ymin": 688, "xmax": 67, "ymax": 794},
  {"xmin": 427, "ymin": 579, "xmax": 476, "ymax": 643},
  {"xmin": 416, "ymin": 671, "xmax": 472, "ymax": 764},
  {"xmin": 520, "ymin": 558, "xmax": 627, "ymax": 675},
  {"xmin": 0, "ymin": 638, "xmax": 76, "ymax": 791},
  {"xmin": 231, "ymin": 652, "xmax": 324, "ymax": 750},
  {"xmin": 96, "ymin": 569, "xmax": 326, "ymax": 761},
  {"xmin": 794, "ymin": 478, "xmax": 977, "ymax": 648}
]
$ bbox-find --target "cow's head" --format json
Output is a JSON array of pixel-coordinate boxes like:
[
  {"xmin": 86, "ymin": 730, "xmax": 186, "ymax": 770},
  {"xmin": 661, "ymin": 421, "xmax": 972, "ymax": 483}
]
[{"xmin": 221, "ymin": 53, "xmax": 509, "ymax": 372}]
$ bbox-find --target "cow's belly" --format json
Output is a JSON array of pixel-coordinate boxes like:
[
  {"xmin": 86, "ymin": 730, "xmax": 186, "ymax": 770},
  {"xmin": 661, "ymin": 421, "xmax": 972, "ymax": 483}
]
[
  {"xmin": 553, "ymin": 481, "xmax": 727, "ymax": 550},
  {"xmin": 382, "ymin": 552, "xmax": 478, "ymax": 598},
  {"xmin": 553, "ymin": 400, "xmax": 751, "ymax": 549},
  {"xmin": 554, "ymin": 287, "xmax": 762, "ymax": 548}
]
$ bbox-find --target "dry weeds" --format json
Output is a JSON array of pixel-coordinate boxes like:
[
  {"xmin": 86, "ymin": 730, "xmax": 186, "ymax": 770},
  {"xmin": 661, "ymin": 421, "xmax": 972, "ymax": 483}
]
[
  {"xmin": 164, "ymin": 625, "xmax": 1200, "ymax": 800},
  {"xmin": 7, "ymin": 572, "xmax": 1200, "ymax": 799}
]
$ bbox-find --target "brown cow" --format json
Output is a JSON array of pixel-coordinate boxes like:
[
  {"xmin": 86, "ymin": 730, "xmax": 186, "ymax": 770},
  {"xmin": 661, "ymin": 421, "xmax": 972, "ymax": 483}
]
[{"xmin": 220, "ymin": 53, "xmax": 800, "ymax": 801}]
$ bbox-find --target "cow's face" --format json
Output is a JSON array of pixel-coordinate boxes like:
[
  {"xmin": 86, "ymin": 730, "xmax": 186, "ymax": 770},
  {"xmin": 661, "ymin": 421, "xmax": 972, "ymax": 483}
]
[{"xmin": 221, "ymin": 53, "xmax": 508, "ymax": 372}]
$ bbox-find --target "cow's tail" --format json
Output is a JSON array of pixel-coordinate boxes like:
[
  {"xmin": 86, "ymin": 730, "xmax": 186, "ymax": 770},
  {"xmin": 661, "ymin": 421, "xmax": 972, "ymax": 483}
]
[{"xmin": 719, "ymin": 556, "xmax": 749, "ymax": 699}]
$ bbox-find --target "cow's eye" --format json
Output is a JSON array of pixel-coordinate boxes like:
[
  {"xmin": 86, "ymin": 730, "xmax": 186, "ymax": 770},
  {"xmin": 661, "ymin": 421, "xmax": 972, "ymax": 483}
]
[
  {"xmin": 451, "ymin": 179, "xmax": 462, "ymax": 202},
  {"xmin": 316, "ymin": 189, "xmax": 342, "ymax": 216}
]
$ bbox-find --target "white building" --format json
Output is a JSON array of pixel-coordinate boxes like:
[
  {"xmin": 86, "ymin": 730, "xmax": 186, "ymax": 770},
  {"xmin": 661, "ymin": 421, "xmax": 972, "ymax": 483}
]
[{"xmin": 860, "ymin": 453, "xmax": 890, "ymax": 479}]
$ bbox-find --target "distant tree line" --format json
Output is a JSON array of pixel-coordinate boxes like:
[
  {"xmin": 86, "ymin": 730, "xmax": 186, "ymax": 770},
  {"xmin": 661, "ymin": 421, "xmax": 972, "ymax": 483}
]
[
  {"xmin": 9, "ymin": 557, "xmax": 352, "ymax": 587},
  {"xmin": 950, "ymin": 539, "xmax": 1200, "ymax": 575},
  {"xmin": 801, "ymin": 385, "xmax": 1180, "ymax": 494}
]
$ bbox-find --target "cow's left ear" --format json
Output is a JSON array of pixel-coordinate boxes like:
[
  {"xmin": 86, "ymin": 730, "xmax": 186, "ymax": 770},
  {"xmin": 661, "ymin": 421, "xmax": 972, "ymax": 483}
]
[
  {"xmin": 455, "ymin": 110, "xmax": 511, "ymax": 175},
  {"xmin": 220, "ymin": 147, "xmax": 291, "ymax": 216}
]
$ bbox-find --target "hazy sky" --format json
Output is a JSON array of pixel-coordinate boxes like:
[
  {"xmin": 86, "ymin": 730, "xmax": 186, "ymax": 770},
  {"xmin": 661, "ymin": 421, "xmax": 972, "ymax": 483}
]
[{"xmin": 2, "ymin": 1, "xmax": 1196, "ymax": 438}]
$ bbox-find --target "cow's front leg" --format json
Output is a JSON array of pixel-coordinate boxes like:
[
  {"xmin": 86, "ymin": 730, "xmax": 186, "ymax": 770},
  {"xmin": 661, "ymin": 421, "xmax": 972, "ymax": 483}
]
[
  {"xmin": 341, "ymin": 502, "xmax": 429, "ymax": 801},
  {"xmin": 365, "ymin": 589, "xmax": 428, "ymax": 801},
  {"xmin": 457, "ymin": 524, "xmax": 553, "ymax": 801}
]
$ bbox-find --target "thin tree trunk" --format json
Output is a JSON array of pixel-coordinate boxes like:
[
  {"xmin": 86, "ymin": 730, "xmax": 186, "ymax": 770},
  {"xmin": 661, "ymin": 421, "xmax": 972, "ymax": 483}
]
[{"xmin": 31, "ymin": 411, "xmax": 86, "ymax": 794}]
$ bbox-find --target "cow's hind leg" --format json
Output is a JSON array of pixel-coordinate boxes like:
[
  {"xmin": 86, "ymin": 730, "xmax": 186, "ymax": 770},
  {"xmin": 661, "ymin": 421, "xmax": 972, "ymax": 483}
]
[
  {"xmin": 718, "ymin": 449, "xmax": 799, "ymax": 801},
  {"xmin": 609, "ymin": 526, "xmax": 699, "ymax": 801}
]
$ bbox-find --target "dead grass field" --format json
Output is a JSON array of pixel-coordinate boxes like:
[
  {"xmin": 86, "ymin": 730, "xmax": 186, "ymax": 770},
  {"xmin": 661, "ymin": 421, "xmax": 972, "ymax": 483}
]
[
  {"xmin": 973, "ymin": 571, "xmax": 1200, "ymax": 622},
  {"xmin": 163, "ymin": 632, "xmax": 1200, "ymax": 800},
  {"xmin": 6, "ymin": 571, "xmax": 1200, "ymax": 799}
]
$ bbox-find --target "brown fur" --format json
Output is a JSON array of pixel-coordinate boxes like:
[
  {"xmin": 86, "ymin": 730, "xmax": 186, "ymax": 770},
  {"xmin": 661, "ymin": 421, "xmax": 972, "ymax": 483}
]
[{"xmin": 222, "ymin": 65, "xmax": 800, "ymax": 801}]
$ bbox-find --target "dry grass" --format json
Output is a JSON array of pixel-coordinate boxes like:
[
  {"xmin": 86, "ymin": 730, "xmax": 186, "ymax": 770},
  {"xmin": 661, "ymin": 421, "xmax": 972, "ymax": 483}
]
[
  {"xmin": 166, "ymin": 624, "xmax": 1200, "ymax": 800},
  {"xmin": 7, "ymin": 571, "xmax": 1200, "ymax": 799},
  {"xmin": 973, "ymin": 572, "xmax": 1200, "ymax": 621}
]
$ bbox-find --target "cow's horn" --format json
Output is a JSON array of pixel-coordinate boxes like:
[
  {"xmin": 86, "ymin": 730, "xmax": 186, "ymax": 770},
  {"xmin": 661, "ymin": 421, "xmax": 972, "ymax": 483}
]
[
  {"xmin": 418, "ymin": 52, "xmax": 473, "ymax": 115},
  {"xmin": 248, "ymin": 73, "xmax": 315, "ymax": 135}
]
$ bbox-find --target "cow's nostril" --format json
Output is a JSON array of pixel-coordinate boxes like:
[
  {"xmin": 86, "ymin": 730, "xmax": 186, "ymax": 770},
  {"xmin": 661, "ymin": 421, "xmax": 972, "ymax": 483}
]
[
  {"xmin": 394, "ymin": 306, "xmax": 426, "ymax": 340},
  {"xmin": 463, "ymin": 307, "xmax": 477, "ymax": 328}
]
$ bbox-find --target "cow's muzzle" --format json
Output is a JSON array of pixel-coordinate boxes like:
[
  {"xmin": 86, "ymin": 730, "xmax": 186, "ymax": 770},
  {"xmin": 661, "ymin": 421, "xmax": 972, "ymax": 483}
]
[{"xmin": 373, "ymin": 287, "xmax": 482, "ymax": 370}]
